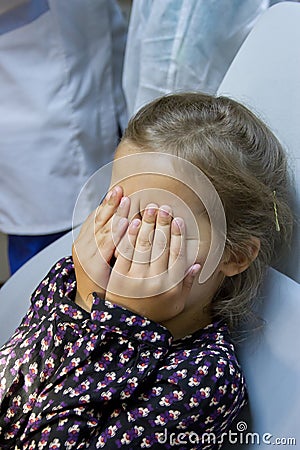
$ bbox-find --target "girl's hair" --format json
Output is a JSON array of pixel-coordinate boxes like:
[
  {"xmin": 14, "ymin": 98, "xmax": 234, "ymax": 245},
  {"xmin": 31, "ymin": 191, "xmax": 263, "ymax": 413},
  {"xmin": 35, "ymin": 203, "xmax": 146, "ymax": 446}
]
[{"xmin": 123, "ymin": 92, "xmax": 294, "ymax": 329}]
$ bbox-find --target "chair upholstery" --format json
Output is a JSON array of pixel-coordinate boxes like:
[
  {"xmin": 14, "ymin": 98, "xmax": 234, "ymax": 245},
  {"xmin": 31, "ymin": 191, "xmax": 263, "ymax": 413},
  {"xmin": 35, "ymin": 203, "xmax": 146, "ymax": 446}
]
[
  {"xmin": 0, "ymin": 228, "xmax": 77, "ymax": 346},
  {"xmin": 217, "ymin": 3, "xmax": 300, "ymax": 447}
]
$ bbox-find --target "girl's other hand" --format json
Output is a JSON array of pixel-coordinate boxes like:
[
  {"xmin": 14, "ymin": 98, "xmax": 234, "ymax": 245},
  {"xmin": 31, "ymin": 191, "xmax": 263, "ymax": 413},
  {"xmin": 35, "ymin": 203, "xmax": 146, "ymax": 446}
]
[
  {"xmin": 72, "ymin": 186, "xmax": 130, "ymax": 311},
  {"xmin": 106, "ymin": 204, "xmax": 201, "ymax": 322}
]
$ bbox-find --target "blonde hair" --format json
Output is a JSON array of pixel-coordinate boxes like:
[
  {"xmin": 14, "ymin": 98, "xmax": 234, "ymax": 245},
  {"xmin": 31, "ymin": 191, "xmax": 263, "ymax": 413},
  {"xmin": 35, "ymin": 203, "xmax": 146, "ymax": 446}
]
[{"xmin": 123, "ymin": 92, "xmax": 293, "ymax": 329}]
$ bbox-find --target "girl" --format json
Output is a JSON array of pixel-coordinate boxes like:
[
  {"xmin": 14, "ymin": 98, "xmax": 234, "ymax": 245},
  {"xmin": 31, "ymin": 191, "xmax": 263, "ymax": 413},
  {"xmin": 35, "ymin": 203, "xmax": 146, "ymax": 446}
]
[{"xmin": 0, "ymin": 93, "xmax": 293, "ymax": 449}]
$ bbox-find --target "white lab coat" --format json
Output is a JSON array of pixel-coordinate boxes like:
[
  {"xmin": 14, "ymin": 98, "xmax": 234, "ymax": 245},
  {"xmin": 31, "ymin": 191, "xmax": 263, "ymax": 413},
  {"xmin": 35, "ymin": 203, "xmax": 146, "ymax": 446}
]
[
  {"xmin": 123, "ymin": 0, "xmax": 271, "ymax": 117},
  {"xmin": 0, "ymin": 0, "xmax": 127, "ymax": 235}
]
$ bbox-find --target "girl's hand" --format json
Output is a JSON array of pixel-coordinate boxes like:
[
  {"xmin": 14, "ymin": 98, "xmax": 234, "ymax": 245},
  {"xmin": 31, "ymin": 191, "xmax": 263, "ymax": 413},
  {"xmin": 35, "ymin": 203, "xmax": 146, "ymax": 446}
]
[
  {"xmin": 72, "ymin": 186, "xmax": 130, "ymax": 311},
  {"xmin": 106, "ymin": 204, "xmax": 201, "ymax": 322}
]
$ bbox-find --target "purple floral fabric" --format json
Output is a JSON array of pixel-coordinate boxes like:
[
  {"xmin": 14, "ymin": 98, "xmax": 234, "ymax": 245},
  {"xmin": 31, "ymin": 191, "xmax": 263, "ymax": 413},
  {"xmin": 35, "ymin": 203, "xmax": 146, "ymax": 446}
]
[{"xmin": 0, "ymin": 257, "xmax": 246, "ymax": 449}]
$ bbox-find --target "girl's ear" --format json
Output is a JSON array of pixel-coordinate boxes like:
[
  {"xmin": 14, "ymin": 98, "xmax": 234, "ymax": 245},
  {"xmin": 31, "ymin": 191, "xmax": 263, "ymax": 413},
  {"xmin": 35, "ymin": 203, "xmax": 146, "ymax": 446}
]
[{"xmin": 220, "ymin": 237, "xmax": 261, "ymax": 277}]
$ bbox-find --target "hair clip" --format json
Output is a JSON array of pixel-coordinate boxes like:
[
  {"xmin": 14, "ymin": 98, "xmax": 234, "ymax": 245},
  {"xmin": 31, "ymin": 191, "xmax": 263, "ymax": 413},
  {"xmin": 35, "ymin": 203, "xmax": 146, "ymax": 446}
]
[{"xmin": 273, "ymin": 190, "xmax": 281, "ymax": 232}]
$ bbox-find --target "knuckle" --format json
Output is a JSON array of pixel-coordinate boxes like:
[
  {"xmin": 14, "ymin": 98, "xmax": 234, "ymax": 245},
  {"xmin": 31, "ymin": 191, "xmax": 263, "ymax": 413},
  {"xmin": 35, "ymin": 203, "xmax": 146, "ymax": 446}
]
[
  {"xmin": 96, "ymin": 233, "xmax": 109, "ymax": 249},
  {"xmin": 137, "ymin": 236, "xmax": 152, "ymax": 249},
  {"xmin": 143, "ymin": 215, "xmax": 156, "ymax": 224},
  {"xmin": 184, "ymin": 278, "xmax": 194, "ymax": 290},
  {"xmin": 94, "ymin": 207, "xmax": 103, "ymax": 224},
  {"xmin": 158, "ymin": 215, "xmax": 171, "ymax": 226},
  {"xmin": 119, "ymin": 243, "xmax": 133, "ymax": 259},
  {"xmin": 154, "ymin": 238, "xmax": 167, "ymax": 252},
  {"xmin": 101, "ymin": 225, "xmax": 112, "ymax": 236}
]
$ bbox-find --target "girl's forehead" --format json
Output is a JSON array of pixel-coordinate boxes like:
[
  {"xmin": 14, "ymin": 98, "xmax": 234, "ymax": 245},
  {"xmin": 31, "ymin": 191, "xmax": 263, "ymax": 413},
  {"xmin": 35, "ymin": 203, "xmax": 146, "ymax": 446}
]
[
  {"xmin": 112, "ymin": 170, "xmax": 207, "ymax": 247},
  {"xmin": 112, "ymin": 142, "xmax": 225, "ymax": 226},
  {"xmin": 118, "ymin": 173, "xmax": 205, "ymax": 214},
  {"xmin": 113, "ymin": 143, "xmax": 206, "ymax": 213}
]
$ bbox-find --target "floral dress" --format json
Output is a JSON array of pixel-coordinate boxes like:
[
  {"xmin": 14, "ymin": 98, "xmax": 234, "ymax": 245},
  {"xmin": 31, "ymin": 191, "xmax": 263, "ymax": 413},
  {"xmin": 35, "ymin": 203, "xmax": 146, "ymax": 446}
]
[{"xmin": 0, "ymin": 258, "xmax": 246, "ymax": 449}]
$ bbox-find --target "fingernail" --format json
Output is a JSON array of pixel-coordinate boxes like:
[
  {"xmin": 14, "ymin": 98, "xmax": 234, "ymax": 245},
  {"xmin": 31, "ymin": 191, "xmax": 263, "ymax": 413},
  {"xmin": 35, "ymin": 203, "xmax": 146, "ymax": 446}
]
[
  {"xmin": 131, "ymin": 218, "xmax": 141, "ymax": 228},
  {"xmin": 106, "ymin": 190, "xmax": 113, "ymax": 201},
  {"xmin": 174, "ymin": 217, "xmax": 184, "ymax": 230},
  {"xmin": 147, "ymin": 207, "xmax": 156, "ymax": 216},
  {"xmin": 191, "ymin": 264, "xmax": 201, "ymax": 276},
  {"xmin": 111, "ymin": 188, "xmax": 117, "ymax": 198},
  {"xmin": 119, "ymin": 197, "xmax": 127, "ymax": 208},
  {"xmin": 159, "ymin": 208, "xmax": 169, "ymax": 218}
]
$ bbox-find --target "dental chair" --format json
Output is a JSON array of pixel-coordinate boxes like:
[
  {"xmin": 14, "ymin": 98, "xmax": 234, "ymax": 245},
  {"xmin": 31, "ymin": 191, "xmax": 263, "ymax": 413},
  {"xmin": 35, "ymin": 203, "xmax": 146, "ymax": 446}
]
[{"xmin": 0, "ymin": 2, "xmax": 300, "ymax": 448}]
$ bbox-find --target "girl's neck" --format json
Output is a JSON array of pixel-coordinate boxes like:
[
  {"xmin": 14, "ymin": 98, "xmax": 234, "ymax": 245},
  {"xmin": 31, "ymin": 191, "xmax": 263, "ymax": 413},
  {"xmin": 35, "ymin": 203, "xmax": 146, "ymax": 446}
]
[
  {"xmin": 161, "ymin": 271, "xmax": 223, "ymax": 340},
  {"xmin": 161, "ymin": 295, "xmax": 213, "ymax": 341}
]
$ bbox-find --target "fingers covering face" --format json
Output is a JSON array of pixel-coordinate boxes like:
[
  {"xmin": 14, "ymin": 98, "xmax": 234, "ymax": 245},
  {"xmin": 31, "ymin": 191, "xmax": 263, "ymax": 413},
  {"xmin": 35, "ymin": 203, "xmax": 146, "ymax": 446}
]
[
  {"xmin": 94, "ymin": 186, "xmax": 124, "ymax": 232},
  {"xmin": 132, "ymin": 203, "xmax": 158, "ymax": 266},
  {"xmin": 114, "ymin": 204, "xmax": 187, "ymax": 284},
  {"xmin": 149, "ymin": 206, "xmax": 173, "ymax": 276},
  {"xmin": 168, "ymin": 218, "xmax": 187, "ymax": 283},
  {"xmin": 95, "ymin": 194, "xmax": 130, "ymax": 263},
  {"xmin": 74, "ymin": 187, "xmax": 130, "ymax": 275}
]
